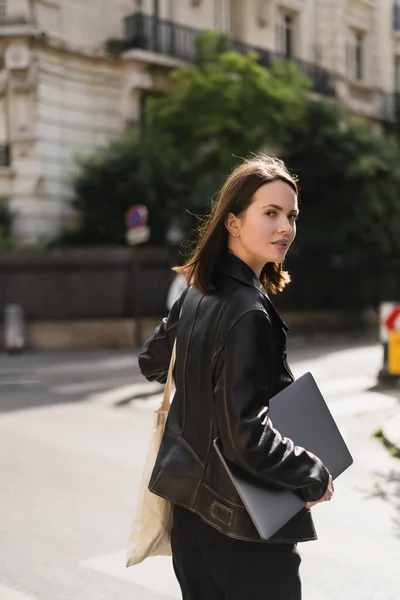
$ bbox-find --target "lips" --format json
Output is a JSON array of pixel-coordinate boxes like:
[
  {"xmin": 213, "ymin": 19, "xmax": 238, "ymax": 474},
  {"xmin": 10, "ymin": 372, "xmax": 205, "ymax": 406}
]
[{"xmin": 272, "ymin": 240, "xmax": 288, "ymax": 249}]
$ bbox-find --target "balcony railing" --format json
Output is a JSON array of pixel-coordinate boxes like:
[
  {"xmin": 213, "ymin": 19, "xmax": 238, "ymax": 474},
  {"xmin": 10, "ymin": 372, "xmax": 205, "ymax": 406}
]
[
  {"xmin": 394, "ymin": 2, "xmax": 400, "ymax": 32},
  {"xmin": 0, "ymin": 144, "xmax": 10, "ymax": 167},
  {"xmin": 124, "ymin": 12, "xmax": 335, "ymax": 96},
  {"xmin": 0, "ymin": 15, "xmax": 30, "ymax": 25}
]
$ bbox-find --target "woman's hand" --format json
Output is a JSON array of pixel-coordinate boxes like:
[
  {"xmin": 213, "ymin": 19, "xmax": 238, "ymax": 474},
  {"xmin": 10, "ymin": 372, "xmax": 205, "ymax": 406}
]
[{"xmin": 305, "ymin": 474, "xmax": 334, "ymax": 509}]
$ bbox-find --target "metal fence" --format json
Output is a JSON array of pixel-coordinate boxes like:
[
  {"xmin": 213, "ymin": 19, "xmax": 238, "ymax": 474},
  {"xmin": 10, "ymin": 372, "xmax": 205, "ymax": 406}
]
[
  {"xmin": 0, "ymin": 247, "xmax": 398, "ymax": 321},
  {"xmin": 0, "ymin": 247, "xmax": 176, "ymax": 320},
  {"xmin": 0, "ymin": 145, "xmax": 10, "ymax": 167},
  {"xmin": 124, "ymin": 11, "xmax": 335, "ymax": 97}
]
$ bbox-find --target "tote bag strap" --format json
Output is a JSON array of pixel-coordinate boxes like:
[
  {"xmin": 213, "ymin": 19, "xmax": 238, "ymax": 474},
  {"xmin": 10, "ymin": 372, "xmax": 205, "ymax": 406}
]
[
  {"xmin": 160, "ymin": 337, "xmax": 177, "ymax": 413},
  {"xmin": 159, "ymin": 287, "xmax": 200, "ymax": 414}
]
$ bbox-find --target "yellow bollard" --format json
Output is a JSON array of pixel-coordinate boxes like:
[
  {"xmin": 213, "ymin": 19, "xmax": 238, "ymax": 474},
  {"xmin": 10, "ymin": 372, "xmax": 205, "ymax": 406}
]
[{"xmin": 388, "ymin": 330, "xmax": 400, "ymax": 376}]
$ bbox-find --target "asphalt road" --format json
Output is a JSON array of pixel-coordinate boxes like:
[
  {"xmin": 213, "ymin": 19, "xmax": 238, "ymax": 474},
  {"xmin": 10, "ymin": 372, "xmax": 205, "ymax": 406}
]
[{"xmin": 0, "ymin": 339, "xmax": 400, "ymax": 600}]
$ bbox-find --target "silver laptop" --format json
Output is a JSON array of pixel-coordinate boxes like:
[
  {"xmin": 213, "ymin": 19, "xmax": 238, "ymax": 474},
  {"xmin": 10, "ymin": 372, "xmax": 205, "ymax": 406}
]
[{"xmin": 213, "ymin": 371, "xmax": 353, "ymax": 540}]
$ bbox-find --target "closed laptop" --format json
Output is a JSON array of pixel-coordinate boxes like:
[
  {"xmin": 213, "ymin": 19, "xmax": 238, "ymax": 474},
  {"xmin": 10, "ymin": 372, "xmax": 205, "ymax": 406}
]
[{"xmin": 214, "ymin": 372, "xmax": 353, "ymax": 540}]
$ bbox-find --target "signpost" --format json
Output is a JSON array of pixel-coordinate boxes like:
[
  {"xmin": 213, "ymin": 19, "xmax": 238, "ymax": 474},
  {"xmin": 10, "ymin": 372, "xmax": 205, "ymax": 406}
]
[
  {"xmin": 125, "ymin": 205, "xmax": 150, "ymax": 246},
  {"xmin": 379, "ymin": 303, "xmax": 400, "ymax": 381}
]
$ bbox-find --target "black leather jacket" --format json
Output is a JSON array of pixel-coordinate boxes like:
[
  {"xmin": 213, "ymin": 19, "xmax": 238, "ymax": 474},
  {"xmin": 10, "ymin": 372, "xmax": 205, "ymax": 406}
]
[{"xmin": 139, "ymin": 252, "xmax": 330, "ymax": 543}]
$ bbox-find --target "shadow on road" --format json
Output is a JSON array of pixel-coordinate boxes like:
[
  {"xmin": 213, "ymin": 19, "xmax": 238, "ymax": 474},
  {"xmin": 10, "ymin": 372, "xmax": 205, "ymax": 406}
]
[
  {"xmin": 368, "ymin": 381, "xmax": 400, "ymax": 402},
  {"xmin": 358, "ymin": 468, "xmax": 400, "ymax": 539},
  {"xmin": 115, "ymin": 389, "xmax": 161, "ymax": 407},
  {"xmin": 0, "ymin": 337, "xmax": 386, "ymax": 414}
]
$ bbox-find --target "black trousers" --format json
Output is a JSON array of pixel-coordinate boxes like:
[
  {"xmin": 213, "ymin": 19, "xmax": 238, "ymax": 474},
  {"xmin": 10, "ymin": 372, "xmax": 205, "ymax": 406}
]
[{"xmin": 171, "ymin": 505, "xmax": 302, "ymax": 600}]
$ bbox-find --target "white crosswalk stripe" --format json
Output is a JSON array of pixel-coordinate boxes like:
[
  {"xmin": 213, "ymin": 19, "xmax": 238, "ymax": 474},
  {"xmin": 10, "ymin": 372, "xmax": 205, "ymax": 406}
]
[
  {"xmin": 0, "ymin": 584, "xmax": 38, "ymax": 600},
  {"xmin": 0, "ymin": 378, "xmax": 39, "ymax": 387}
]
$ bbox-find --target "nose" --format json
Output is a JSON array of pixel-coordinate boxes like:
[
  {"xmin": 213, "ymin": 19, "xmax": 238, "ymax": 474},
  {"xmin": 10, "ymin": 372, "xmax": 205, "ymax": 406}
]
[{"xmin": 278, "ymin": 216, "xmax": 294, "ymax": 234}]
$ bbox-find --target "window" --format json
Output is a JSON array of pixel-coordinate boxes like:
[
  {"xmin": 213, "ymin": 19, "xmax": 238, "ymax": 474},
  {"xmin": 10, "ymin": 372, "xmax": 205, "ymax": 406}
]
[
  {"xmin": 276, "ymin": 10, "xmax": 297, "ymax": 58},
  {"xmin": 347, "ymin": 29, "xmax": 367, "ymax": 81},
  {"xmin": 229, "ymin": 0, "xmax": 241, "ymax": 37},
  {"xmin": 395, "ymin": 0, "xmax": 400, "ymax": 33},
  {"xmin": 0, "ymin": 91, "xmax": 10, "ymax": 167},
  {"xmin": 0, "ymin": 0, "xmax": 6, "ymax": 21},
  {"xmin": 395, "ymin": 56, "xmax": 400, "ymax": 92}
]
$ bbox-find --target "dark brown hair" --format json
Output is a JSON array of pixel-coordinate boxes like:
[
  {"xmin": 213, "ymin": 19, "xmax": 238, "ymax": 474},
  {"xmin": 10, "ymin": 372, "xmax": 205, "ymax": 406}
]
[{"xmin": 175, "ymin": 154, "xmax": 298, "ymax": 295}]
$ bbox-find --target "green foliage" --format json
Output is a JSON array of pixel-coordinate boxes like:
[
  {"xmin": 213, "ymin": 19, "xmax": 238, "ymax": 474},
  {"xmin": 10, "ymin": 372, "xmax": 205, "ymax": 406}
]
[
  {"xmin": 59, "ymin": 135, "xmax": 143, "ymax": 245},
  {"xmin": 59, "ymin": 30, "xmax": 400, "ymax": 258},
  {"xmin": 194, "ymin": 30, "xmax": 234, "ymax": 66},
  {"xmin": 373, "ymin": 426, "xmax": 400, "ymax": 459},
  {"xmin": 143, "ymin": 36, "xmax": 310, "ymax": 234},
  {"xmin": 56, "ymin": 134, "xmax": 176, "ymax": 245},
  {"xmin": 281, "ymin": 100, "xmax": 400, "ymax": 262},
  {"xmin": 372, "ymin": 428, "xmax": 384, "ymax": 439},
  {"xmin": 145, "ymin": 41, "xmax": 309, "ymax": 184},
  {"xmin": 0, "ymin": 196, "xmax": 14, "ymax": 249},
  {"xmin": 59, "ymin": 33, "xmax": 310, "ymax": 245}
]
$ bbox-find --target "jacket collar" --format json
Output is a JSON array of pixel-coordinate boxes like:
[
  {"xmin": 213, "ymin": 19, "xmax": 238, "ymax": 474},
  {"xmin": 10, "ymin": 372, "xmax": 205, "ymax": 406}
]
[
  {"xmin": 221, "ymin": 252, "xmax": 289, "ymax": 331},
  {"xmin": 221, "ymin": 251, "xmax": 267, "ymax": 296}
]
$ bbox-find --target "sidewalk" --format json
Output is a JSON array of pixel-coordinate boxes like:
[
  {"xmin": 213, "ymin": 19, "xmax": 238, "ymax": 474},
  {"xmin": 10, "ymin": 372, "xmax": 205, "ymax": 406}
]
[
  {"xmin": 0, "ymin": 348, "xmax": 140, "ymax": 377},
  {"xmin": 381, "ymin": 385, "xmax": 400, "ymax": 455},
  {"xmin": 2, "ymin": 336, "xmax": 400, "ymax": 457},
  {"xmin": 0, "ymin": 330, "xmax": 378, "ymax": 374}
]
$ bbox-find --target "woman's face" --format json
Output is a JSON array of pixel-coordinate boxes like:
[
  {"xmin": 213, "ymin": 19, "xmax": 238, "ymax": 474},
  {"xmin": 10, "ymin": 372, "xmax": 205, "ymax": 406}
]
[{"xmin": 226, "ymin": 179, "xmax": 298, "ymax": 276}]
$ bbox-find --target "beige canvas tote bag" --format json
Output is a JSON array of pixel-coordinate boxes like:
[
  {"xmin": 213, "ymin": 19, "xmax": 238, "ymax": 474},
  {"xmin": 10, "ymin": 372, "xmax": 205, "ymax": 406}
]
[{"xmin": 126, "ymin": 338, "xmax": 177, "ymax": 567}]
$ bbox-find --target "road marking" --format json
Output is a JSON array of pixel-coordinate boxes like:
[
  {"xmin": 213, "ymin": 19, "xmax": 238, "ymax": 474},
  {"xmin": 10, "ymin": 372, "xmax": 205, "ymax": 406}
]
[
  {"xmin": 81, "ymin": 551, "xmax": 180, "ymax": 599},
  {"xmin": 0, "ymin": 584, "xmax": 38, "ymax": 600},
  {"xmin": 0, "ymin": 378, "xmax": 40, "ymax": 387}
]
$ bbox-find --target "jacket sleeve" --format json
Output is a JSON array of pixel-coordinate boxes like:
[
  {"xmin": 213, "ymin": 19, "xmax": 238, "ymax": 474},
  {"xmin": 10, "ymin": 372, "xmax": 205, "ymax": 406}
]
[
  {"xmin": 138, "ymin": 289, "xmax": 187, "ymax": 384},
  {"xmin": 213, "ymin": 309, "xmax": 330, "ymax": 503}
]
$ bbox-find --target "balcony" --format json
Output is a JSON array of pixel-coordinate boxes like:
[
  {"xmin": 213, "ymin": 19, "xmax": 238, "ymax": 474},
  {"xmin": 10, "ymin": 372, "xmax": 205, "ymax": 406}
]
[
  {"xmin": 124, "ymin": 12, "xmax": 335, "ymax": 97},
  {"xmin": 0, "ymin": 0, "xmax": 34, "ymax": 31},
  {"xmin": 0, "ymin": 144, "xmax": 10, "ymax": 167},
  {"xmin": 394, "ymin": 2, "xmax": 400, "ymax": 33},
  {"xmin": 0, "ymin": 15, "xmax": 28, "ymax": 25},
  {"xmin": 0, "ymin": 12, "xmax": 35, "ymax": 38}
]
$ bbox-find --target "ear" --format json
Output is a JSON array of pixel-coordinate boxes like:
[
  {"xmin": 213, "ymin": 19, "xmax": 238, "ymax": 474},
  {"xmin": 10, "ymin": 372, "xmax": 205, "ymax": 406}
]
[{"xmin": 225, "ymin": 212, "xmax": 241, "ymax": 236}]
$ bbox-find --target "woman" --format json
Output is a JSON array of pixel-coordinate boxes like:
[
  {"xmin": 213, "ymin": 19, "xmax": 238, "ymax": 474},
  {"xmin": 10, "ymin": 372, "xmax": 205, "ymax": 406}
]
[{"xmin": 139, "ymin": 155, "xmax": 334, "ymax": 600}]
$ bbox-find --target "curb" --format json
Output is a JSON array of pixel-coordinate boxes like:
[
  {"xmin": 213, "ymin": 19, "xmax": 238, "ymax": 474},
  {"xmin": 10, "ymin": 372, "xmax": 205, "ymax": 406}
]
[{"xmin": 287, "ymin": 331, "xmax": 377, "ymax": 349}]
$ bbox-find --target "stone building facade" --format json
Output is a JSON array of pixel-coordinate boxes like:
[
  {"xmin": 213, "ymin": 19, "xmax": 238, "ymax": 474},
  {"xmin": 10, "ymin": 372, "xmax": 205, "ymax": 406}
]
[{"xmin": 0, "ymin": 0, "xmax": 400, "ymax": 245}]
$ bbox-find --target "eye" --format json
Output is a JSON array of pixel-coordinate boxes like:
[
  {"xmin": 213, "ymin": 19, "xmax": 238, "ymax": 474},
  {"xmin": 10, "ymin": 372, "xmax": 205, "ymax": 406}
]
[
  {"xmin": 289, "ymin": 214, "xmax": 299, "ymax": 222},
  {"xmin": 265, "ymin": 211, "xmax": 277, "ymax": 217}
]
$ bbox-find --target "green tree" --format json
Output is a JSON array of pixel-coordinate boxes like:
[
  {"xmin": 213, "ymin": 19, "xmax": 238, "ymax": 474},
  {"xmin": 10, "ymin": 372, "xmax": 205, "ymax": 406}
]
[
  {"xmin": 59, "ymin": 135, "xmax": 144, "ymax": 245},
  {"xmin": 59, "ymin": 34, "xmax": 310, "ymax": 245},
  {"xmin": 281, "ymin": 100, "xmax": 400, "ymax": 262},
  {"xmin": 144, "ymin": 38, "xmax": 310, "ymax": 220}
]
